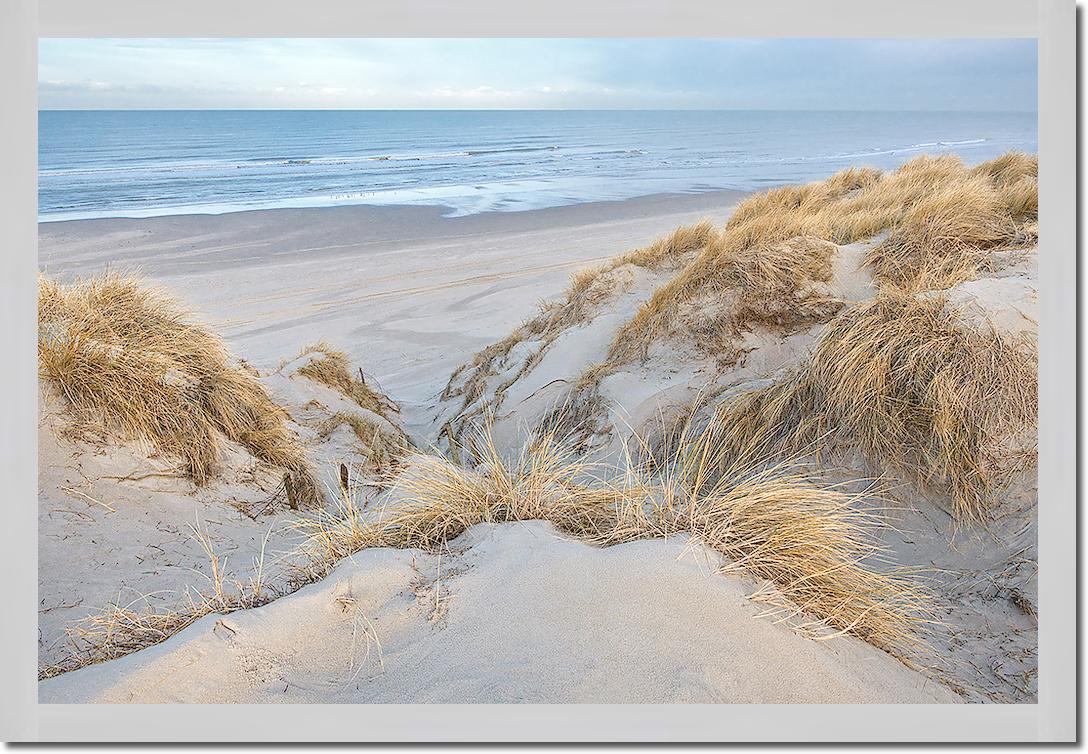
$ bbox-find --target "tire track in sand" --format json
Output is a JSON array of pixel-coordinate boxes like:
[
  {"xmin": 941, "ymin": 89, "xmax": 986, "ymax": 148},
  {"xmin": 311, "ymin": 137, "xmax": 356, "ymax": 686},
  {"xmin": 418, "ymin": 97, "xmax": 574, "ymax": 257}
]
[{"xmin": 213, "ymin": 253, "xmax": 616, "ymax": 330}]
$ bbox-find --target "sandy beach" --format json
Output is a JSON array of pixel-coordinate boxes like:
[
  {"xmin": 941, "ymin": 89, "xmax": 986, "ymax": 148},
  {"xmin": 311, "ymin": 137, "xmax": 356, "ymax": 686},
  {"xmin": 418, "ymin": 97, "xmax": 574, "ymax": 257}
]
[
  {"xmin": 37, "ymin": 155, "xmax": 1039, "ymax": 705},
  {"xmin": 39, "ymin": 191, "xmax": 745, "ymax": 432}
]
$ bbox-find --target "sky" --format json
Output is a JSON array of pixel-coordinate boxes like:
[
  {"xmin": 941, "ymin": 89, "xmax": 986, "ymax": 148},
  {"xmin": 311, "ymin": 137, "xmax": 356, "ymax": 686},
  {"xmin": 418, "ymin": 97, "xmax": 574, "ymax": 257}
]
[{"xmin": 38, "ymin": 38, "xmax": 1038, "ymax": 111}]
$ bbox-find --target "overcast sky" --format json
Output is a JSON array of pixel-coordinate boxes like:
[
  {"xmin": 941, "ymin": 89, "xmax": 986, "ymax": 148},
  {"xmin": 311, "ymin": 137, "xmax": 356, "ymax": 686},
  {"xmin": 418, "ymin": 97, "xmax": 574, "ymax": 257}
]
[{"xmin": 38, "ymin": 38, "xmax": 1038, "ymax": 111}]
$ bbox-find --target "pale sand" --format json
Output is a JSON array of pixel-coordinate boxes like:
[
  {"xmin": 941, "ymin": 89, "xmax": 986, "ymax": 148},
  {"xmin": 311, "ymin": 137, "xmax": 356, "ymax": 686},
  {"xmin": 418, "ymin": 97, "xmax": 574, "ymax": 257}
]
[
  {"xmin": 38, "ymin": 192, "xmax": 977, "ymax": 704},
  {"xmin": 39, "ymin": 191, "xmax": 745, "ymax": 435},
  {"xmin": 38, "ymin": 521, "xmax": 959, "ymax": 704}
]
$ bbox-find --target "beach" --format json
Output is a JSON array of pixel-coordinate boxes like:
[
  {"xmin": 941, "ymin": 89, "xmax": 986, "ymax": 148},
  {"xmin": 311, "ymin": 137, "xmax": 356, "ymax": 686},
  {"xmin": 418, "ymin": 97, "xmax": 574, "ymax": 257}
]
[
  {"xmin": 37, "ymin": 154, "xmax": 1039, "ymax": 705},
  {"xmin": 39, "ymin": 190, "xmax": 745, "ymax": 431}
]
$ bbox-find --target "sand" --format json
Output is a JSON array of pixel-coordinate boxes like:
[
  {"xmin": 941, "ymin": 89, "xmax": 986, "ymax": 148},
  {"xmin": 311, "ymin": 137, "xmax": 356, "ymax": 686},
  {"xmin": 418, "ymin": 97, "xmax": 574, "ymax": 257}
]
[
  {"xmin": 38, "ymin": 521, "xmax": 959, "ymax": 704},
  {"xmin": 426, "ymin": 230, "xmax": 1039, "ymax": 703},
  {"xmin": 38, "ymin": 189, "xmax": 1012, "ymax": 704},
  {"xmin": 39, "ymin": 191, "xmax": 745, "ymax": 433}
]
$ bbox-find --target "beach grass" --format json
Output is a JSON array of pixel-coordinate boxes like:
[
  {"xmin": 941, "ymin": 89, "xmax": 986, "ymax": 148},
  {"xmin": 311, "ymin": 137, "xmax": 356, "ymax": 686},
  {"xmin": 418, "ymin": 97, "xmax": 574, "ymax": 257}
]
[
  {"xmin": 39, "ymin": 521, "xmax": 276, "ymax": 680},
  {"xmin": 318, "ymin": 410, "xmax": 409, "ymax": 471},
  {"xmin": 604, "ymin": 153, "xmax": 1037, "ymax": 366},
  {"xmin": 293, "ymin": 342, "xmax": 399, "ymax": 421},
  {"xmin": 711, "ymin": 292, "xmax": 1038, "ymax": 523},
  {"xmin": 437, "ymin": 220, "xmax": 718, "ymax": 449},
  {"xmin": 38, "ymin": 155, "xmax": 1038, "ymax": 684},
  {"xmin": 437, "ymin": 153, "xmax": 1038, "ymax": 520},
  {"xmin": 38, "ymin": 272, "xmax": 319, "ymax": 505},
  {"xmin": 293, "ymin": 422, "xmax": 932, "ymax": 656}
]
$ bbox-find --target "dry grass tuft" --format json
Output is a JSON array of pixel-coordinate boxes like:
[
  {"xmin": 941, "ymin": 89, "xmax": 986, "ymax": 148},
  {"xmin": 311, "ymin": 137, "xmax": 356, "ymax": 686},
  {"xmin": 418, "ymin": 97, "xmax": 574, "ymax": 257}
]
[
  {"xmin": 725, "ymin": 235, "xmax": 844, "ymax": 332},
  {"xmin": 532, "ymin": 263, "xmax": 623, "ymax": 338},
  {"xmin": 436, "ymin": 153, "xmax": 1037, "ymax": 465},
  {"xmin": 864, "ymin": 175, "xmax": 1017, "ymax": 291},
  {"xmin": 997, "ymin": 176, "xmax": 1039, "ymax": 223},
  {"xmin": 38, "ymin": 273, "xmax": 318, "ymax": 504},
  {"xmin": 616, "ymin": 219, "xmax": 717, "ymax": 269},
  {"xmin": 971, "ymin": 151, "xmax": 1038, "ymax": 187},
  {"xmin": 712, "ymin": 292, "xmax": 1037, "ymax": 523},
  {"xmin": 294, "ymin": 422, "xmax": 932, "ymax": 655},
  {"xmin": 39, "ymin": 521, "xmax": 276, "ymax": 679},
  {"xmin": 606, "ymin": 232, "xmax": 843, "ymax": 366},
  {"xmin": 294, "ymin": 343, "xmax": 398, "ymax": 420},
  {"xmin": 437, "ymin": 220, "xmax": 718, "ymax": 447},
  {"xmin": 44, "ymin": 421, "xmax": 933, "ymax": 678}
]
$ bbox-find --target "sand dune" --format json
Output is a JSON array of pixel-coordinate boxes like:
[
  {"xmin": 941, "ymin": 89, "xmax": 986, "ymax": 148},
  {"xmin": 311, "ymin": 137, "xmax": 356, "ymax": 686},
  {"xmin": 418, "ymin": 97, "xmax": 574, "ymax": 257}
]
[{"xmin": 37, "ymin": 160, "xmax": 1038, "ymax": 704}]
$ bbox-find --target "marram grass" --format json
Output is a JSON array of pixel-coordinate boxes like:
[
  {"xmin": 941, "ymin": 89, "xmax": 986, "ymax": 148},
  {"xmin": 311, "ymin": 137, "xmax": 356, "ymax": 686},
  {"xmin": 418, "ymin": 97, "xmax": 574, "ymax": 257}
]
[
  {"xmin": 38, "ymin": 272, "xmax": 319, "ymax": 505},
  {"xmin": 607, "ymin": 152, "xmax": 1037, "ymax": 365},
  {"xmin": 711, "ymin": 292, "xmax": 1037, "ymax": 523},
  {"xmin": 294, "ymin": 422, "xmax": 933, "ymax": 657}
]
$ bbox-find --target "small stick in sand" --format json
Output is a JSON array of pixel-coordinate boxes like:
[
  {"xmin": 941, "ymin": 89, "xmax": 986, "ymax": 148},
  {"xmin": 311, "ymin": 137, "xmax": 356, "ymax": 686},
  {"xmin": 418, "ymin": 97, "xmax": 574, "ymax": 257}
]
[
  {"xmin": 284, "ymin": 473, "xmax": 299, "ymax": 510},
  {"xmin": 339, "ymin": 463, "xmax": 350, "ymax": 496},
  {"xmin": 60, "ymin": 485, "xmax": 116, "ymax": 513}
]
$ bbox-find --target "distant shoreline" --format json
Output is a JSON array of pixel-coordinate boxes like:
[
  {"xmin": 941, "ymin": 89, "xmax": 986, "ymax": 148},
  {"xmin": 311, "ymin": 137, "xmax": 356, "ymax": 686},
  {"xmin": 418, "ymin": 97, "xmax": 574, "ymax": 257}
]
[
  {"xmin": 37, "ymin": 187, "xmax": 748, "ymax": 236},
  {"xmin": 36, "ymin": 187, "xmax": 749, "ymax": 226}
]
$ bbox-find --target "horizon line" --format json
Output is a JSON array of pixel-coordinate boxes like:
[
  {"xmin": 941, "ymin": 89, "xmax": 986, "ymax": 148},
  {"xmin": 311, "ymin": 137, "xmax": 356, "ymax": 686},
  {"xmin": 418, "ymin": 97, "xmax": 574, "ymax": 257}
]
[{"xmin": 38, "ymin": 106, "xmax": 1040, "ymax": 114}]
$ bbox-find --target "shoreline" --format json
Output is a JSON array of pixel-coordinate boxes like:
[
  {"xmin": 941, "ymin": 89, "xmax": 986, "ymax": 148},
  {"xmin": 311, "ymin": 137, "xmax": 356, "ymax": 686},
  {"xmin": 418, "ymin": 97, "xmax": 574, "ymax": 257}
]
[
  {"xmin": 37, "ymin": 186, "xmax": 751, "ymax": 226},
  {"xmin": 38, "ymin": 187, "xmax": 746, "ymax": 234}
]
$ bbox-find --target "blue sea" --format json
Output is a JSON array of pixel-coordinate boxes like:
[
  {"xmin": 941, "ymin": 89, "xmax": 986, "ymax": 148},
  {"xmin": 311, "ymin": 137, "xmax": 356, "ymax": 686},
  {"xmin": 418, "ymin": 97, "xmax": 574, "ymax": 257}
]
[{"xmin": 38, "ymin": 110, "xmax": 1037, "ymax": 222}]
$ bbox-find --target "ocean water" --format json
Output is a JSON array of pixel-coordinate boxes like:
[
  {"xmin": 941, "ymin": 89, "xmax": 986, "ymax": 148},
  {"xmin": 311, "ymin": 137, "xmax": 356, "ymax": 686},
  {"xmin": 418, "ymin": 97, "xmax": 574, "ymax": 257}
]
[{"xmin": 38, "ymin": 110, "xmax": 1037, "ymax": 222}]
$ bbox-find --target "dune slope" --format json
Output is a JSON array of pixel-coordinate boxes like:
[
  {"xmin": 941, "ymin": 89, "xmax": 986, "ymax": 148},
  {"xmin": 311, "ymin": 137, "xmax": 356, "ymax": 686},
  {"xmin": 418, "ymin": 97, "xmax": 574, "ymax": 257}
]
[{"xmin": 39, "ymin": 522, "xmax": 959, "ymax": 704}]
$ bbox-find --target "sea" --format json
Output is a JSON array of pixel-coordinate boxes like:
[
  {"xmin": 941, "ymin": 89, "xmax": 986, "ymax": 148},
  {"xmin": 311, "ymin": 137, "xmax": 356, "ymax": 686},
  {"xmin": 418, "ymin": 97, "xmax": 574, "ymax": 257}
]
[{"xmin": 38, "ymin": 109, "xmax": 1038, "ymax": 222}]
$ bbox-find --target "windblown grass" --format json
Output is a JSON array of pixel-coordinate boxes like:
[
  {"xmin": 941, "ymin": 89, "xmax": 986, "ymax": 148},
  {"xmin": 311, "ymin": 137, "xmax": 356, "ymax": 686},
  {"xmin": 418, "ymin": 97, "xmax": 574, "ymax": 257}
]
[
  {"xmin": 971, "ymin": 151, "xmax": 1038, "ymax": 187},
  {"xmin": 711, "ymin": 292, "xmax": 1038, "ymax": 523},
  {"xmin": 437, "ymin": 221, "xmax": 717, "ymax": 450},
  {"xmin": 615, "ymin": 219, "xmax": 717, "ymax": 269},
  {"xmin": 44, "ymin": 421, "xmax": 932, "ymax": 678},
  {"xmin": 864, "ymin": 174, "xmax": 1017, "ymax": 291},
  {"xmin": 294, "ymin": 423, "xmax": 932, "ymax": 655},
  {"xmin": 38, "ymin": 273, "xmax": 318, "ymax": 504},
  {"xmin": 607, "ymin": 234, "xmax": 845, "ymax": 366},
  {"xmin": 294, "ymin": 342, "xmax": 398, "ymax": 420},
  {"xmin": 440, "ymin": 222, "xmax": 714, "ymax": 399},
  {"xmin": 604, "ymin": 153, "xmax": 1037, "ymax": 366},
  {"xmin": 435, "ymin": 153, "xmax": 1037, "ymax": 529}
]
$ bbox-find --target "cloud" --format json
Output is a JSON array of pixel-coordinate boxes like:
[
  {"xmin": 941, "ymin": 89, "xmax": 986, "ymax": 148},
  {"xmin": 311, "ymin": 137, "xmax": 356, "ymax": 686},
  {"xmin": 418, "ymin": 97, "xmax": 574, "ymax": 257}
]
[{"xmin": 37, "ymin": 38, "xmax": 1037, "ymax": 111}]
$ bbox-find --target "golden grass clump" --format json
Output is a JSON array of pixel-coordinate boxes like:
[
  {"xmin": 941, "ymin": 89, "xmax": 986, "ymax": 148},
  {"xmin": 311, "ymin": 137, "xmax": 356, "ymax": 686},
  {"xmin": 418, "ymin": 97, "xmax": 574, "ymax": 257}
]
[
  {"xmin": 606, "ymin": 232, "xmax": 842, "ymax": 366},
  {"xmin": 616, "ymin": 219, "xmax": 717, "ymax": 269},
  {"xmin": 532, "ymin": 263, "xmax": 623, "ymax": 338},
  {"xmin": 46, "ymin": 421, "xmax": 931, "ymax": 678},
  {"xmin": 997, "ymin": 175, "xmax": 1039, "ymax": 223},
  {"xmin": 293, "ymin": 422, "xmax": 931, "ymax": 655},
  {"xmin": 712, "ymin": 292, "xmax": 1038, "ymax": 523},
  {"xmin": 864, "ymin": 174, "xmax": 1016, "ymax": 291},
  {"xmin": 39, "ymin": 522, "xmax": 277, "ymax": 679},
  {"xmin": 439, "ymin": 220, "xmax": 717, "ymax": 409},
  {"xmin": 295, "ymin": 342, "xmax": 398, "ymax": 420},
  {"xmin": 971, "ymin": 151, "xmax": 1037, "ymax": 187},
  {"xmin": 38, "ymin": 273, "xmax": 318, "ymax": 504},
  {"xmin": 453, "ymin": 263, "xmax": 618, "ymax": 382},
  {"xmin": 725, "ymin": 235, "xmax": 844, "ymax": 332}
]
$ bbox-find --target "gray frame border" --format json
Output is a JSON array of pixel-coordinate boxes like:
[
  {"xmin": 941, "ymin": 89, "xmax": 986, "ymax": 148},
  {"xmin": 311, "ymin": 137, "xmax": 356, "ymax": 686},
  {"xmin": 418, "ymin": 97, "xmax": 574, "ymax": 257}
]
[{"xmin": 1, "ymin": 0, "xmax": 1075, "ymax": 742}]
